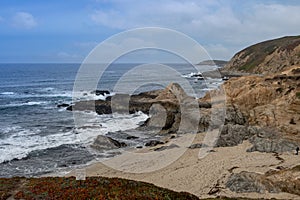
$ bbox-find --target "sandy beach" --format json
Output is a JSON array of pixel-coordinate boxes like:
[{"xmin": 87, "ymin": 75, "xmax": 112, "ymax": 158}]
[{"xmin": 66, "ymin": 132, "xmax": 300, "ymax": 199}]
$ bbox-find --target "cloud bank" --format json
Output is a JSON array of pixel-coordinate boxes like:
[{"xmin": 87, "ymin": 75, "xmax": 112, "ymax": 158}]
[{"xmin": 90, "ymin": 1, "xmax": 300, "ymax": 59}]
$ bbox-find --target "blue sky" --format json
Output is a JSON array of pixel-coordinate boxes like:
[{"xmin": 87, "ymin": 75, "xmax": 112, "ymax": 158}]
[{"xmin": 0, "ymin": 0, "xmax": 299, "ymax": 63}]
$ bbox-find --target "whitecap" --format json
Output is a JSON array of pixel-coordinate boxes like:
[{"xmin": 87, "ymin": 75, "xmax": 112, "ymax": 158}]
[
  {"xmin": 73, "ymin": 111, "xmax": 148, "ymax": 144},
  {"xmin": 0, "ymin": 129, "xmax": 77, "ymax": 163},
  {"xmin": 181, "ymin": 72, "xmax": 203, "ymax": 78},
  {"xmin": 0, "ymin": 92, "xmax": 15, "ymax": 95},
  {"xmin": 0, "ymin": 111, "xmax": 148, "ymax": 163},
  {"xmin": 39, "ymin": 87, "xmax": 55, "ymax": 92},
  {"xmin": 24, "ymin": 101, "xmax": 47, "ymax": 106},
  {"xmin": 0, "ymin": 101, "xmax": 49, "ymax": 108}
]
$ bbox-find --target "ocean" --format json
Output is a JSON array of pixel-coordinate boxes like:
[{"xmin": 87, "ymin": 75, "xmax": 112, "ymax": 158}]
[{"xmin": 0, "ymin": 63, "xmax": 222, "ymax": 177}]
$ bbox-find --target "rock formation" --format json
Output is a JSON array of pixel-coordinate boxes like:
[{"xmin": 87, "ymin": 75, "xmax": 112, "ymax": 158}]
[
  {"xmin": 200, "ymin": 65, "xmax": 300, "ymax": 153},
  {"xmin": 67, "ymin": 90, "xmax": 162, "ymax": 115},
  {"xmin": 227, "ymin": 165, "xmax": 300, "ymax": 196},
  {"xmin": 91, "ymin": 135, "xmax": 127, "ymax": 151}
]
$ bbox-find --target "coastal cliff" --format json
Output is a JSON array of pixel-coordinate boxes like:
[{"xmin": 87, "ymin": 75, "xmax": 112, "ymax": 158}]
[
  {"xmin": 210, "ymin": 36, "xmax": 300, "ymax": 197},
  {"xmin": 223, "ymin": 35, "xmax": 300, "ymax": 74}
]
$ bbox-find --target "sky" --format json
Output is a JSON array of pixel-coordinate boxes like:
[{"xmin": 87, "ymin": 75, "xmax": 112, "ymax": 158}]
[{"xmin": 0, "ymin": 0, "xmax": 299, "ymax": 63}]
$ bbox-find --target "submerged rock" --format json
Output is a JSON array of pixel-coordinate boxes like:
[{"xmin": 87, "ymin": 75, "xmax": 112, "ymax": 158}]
[{"xmin": 57, "ymin": 103, "xmax": 70, "ymax": 108}]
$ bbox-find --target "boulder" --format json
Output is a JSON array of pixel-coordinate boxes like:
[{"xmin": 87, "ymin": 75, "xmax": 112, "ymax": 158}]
[
  {"xmin": 188, "ymin": 143, "xmax": 209, "ymax": 149},
  {"xmin": 126, "ymin": 136, "xmax": 139, "ymax": 140},
  {"xmin": 154, "ymin": 144, "xmax": 179, "ymax": 151},
  {"xmin": 226, "ymin": 166, "xmax": 300, "ymax": 196},
  {"xmin": 247, "ymin": 136, "xmax": 298, "ymax": 153},
  {"xmin": 145, "ymin": 140, "xmax": 164, "ymax": 147},
  {"xmin": 226, "ymin": 171, "xmax": 280, "ymax": 193},
  {"xmin": 91, "ymin": 135, "xmax": 127, "ymax": 151}
]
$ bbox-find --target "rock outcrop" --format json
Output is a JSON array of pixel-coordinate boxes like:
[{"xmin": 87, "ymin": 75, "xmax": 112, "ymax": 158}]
[
  {"xmin": 199, "ymin": 65, "xmax": 300, "ymax": 152},
  {"xmin": 227, "ymin": 165, "xmax": 300, "ymax": 196},
  {"xmin": 226, "ymin": 171, "xmax": 281, "ymax": 193},
  {"xmin": 204, "ymin": 65, "xmax": 300, "ymax": 137},
  {"xmin": 69, "ymin": 83, "xmax": 201, "ymax": 134},
  {"xmin": 67, "ymin": 90, "xmax": 162, "ymax": 115},
  {"xmin": 224, "ymin": 35, "xmax": 300, "ymax": 74},
  {"xmin": 216, "ymin": 124, "xmax": 255, "ymax": 147},
  {"xmin": 143, "ymin": 82, "xmax": 200, "ymax": 134},
  {"xmin": 227, "ymin": 66, "xmax": 300, "ymax": 137}
]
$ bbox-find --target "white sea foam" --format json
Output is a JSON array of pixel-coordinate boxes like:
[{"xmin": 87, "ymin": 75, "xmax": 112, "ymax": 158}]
[
  {"xmin": 0, "ymin": 101, "xmax": 49, "ymax": 108},
  {"xmin": 0, "ymin": 111, "xmax": 148, "ymax": 163},
  {"xmin": 74, "ymin": 111, "xmax": 148, "ymax": 144},
  {"xmin": 0, "ymin": 92, "xmax": 15, "ymax": 95},
  {"xmin": 181, "ymin": 72, "xmax": 203, "ymax": 78},
  {"xmin": 72, "ymin": 91, "xmax": 115, "ymax": 101},
  {"xmin": 0, "ymin": 128, "xmax": 77, "ymax": 163},
  {"xmin": 40, "ymin": 87, "xmax": 55, "ymax": 91}
]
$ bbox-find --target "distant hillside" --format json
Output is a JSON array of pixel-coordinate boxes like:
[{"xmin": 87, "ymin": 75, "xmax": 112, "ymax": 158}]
[
  {"xmin": 197, "ymin": 60, "xmax": 228, "ymax": 67},
  {"xmin": 224, "ymin": 35, "xmax": 300, "ymax": 74}
]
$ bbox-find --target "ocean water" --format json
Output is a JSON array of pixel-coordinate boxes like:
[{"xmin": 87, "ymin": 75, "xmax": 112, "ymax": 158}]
[{"xmin": 0, "ymin": 63, "xmax": 222, "ymax": 177}]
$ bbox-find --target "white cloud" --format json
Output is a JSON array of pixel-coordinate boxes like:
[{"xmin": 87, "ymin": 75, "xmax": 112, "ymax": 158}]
[
  {"xmin": 12, "ymin": 12, "xmax": 37, "ymax": 29},
  {"xmin": 83, "ymin": 28, "xmax": 213, "ymax": 64},
  {"xmin": 244, "ymin": 4, "xmax": 300, "ymax": 38},
  {"xmin": 90, "ymin": 1, "xmax": 204, "ymax": 29},
  {"xmin": 91, "ymin": 10, "xmax": 127, "ymax": 29},
  {"xmin": 89, "ymin": 1, "xmax": 300, "ymax": 60},
  {"xmin": 204, "ymin": 44, "xmax": 233, "ymax": 60}
]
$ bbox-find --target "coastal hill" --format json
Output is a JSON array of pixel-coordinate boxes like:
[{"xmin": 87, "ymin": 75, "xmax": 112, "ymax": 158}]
[
  {"xmin": 223, "ymin": 35, "xmax": 300, "ymax": 74},
  {"xmin": 197, "ymin": 60, "xmax": 228, "ymax": 67}
]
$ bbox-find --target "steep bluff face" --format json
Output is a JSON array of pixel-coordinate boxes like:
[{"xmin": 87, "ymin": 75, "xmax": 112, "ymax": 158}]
[
  {"xmin": 204, "ymin": 65, "xmax": 300, "ymax": 142},
  {"xmin": 224, "ymin": 36, "xmax": 300, "ymax": 74},
  {"xmin": 227, "ymin": 66, "xmax": 299, "ymax": 136}
]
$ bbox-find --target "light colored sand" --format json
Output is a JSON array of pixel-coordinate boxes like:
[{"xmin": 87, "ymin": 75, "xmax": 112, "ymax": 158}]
[{"xmin": 66, "ymin": 132, "xmax": 300, "ymax": 199}]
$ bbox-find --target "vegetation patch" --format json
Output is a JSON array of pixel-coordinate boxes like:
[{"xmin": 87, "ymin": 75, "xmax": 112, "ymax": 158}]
[
  {"xmin": 0, "ymin": 176, "xmax": 286, "ymax": 200},
  {"xmin": 231, "ymin": 35, "xmax": 300, "ymax": 73},
  {"xmin": 0, "ymin": 177, "xmax": 199, "ymax": 200}
]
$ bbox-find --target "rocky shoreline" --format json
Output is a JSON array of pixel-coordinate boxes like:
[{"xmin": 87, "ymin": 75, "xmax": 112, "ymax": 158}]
[
  {"xmin": 62, "ymin": 63, "xmax": 300, "ymax": 199},
  {"xmin": 66, "ymin": 65, "xmax": 300, "ymax": 153}
]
